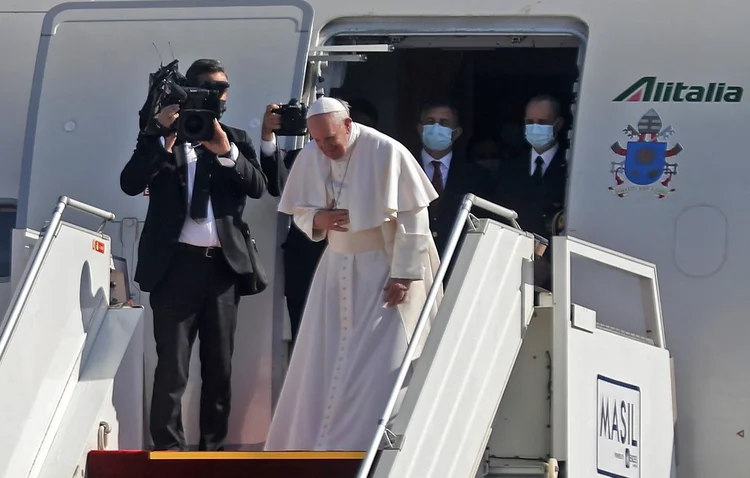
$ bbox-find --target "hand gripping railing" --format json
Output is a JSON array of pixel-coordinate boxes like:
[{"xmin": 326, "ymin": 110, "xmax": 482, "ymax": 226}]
[
  {"xmin": 0, "ymin": 196, "xmax": 116, "ymax": 365},
  {"xmin": 355, "ymin": 194, "xmax": 522, "ymax": 478}
]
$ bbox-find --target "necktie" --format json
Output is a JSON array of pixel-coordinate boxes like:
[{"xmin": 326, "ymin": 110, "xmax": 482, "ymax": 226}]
[
  {"xmin": 431, "ymin": 160, "xmax": 445, "ymax": 195},
  {"xmin": 533, "ymin": 156, "xmax": 544, "ymax": 182},
  {"xmin": 190, "ymin": 146, "xmax": 211, "ymax": 222}
]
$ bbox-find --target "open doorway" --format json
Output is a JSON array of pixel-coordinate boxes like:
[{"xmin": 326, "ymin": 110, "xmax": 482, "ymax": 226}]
[{"xmin": 327, "ymin": 33, "xmax": 580, "ymax": 180}]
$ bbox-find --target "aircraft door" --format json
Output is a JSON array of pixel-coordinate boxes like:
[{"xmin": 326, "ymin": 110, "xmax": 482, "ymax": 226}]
[{"xmin": 20, "ymin": 0, "xmax": 314, "ymax": 448}]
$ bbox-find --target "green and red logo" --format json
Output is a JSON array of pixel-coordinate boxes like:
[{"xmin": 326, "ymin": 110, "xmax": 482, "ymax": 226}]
[{"xmin": 614, "ymin": 76, "xmax": 743, "ymax": 103}]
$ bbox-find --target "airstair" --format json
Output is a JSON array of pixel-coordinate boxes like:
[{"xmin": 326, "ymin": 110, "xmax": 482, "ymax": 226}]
[
  {"xmin": 0, "ymin": 197, "xmax": 144, "ymax": 478},
  {"xmin": 0, "ymin": 195, "xmax": 676, "ymax": 478}
]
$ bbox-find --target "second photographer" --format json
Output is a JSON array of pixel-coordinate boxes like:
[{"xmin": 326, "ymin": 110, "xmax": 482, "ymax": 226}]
[{"xmin": 120, "ymin": 58, "xmax": 267, "ymax": 452}]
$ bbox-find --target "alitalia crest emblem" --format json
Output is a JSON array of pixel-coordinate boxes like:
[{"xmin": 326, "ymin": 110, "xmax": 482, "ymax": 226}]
[{"xmin": 609, "ymin": 109, "xmax": 683, "ymax": 198}]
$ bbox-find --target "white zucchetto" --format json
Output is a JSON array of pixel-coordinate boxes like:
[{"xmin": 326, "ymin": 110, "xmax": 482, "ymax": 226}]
[{"xmin": 306, "ymin": 97, "xmax": 347, "ymax": 119}]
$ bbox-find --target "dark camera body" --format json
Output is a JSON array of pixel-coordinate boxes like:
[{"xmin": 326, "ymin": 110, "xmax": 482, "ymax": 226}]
[
  {"xmin": 140, "ymin": 59, "xmax": 226, "ymax": 142},
  {"xmin": 165, "ymin": 83, "xmax": 224, "ymax": 142},
  {"xmin": 273, "ymin": 99, "xmax": 308, "ymax": 136}
]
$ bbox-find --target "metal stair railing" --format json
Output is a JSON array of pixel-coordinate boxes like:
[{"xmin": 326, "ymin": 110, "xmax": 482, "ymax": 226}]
[
  {"xmin": 0, "ymin": 196, "xmax": 115, "ymax": 365},
  {"xmin": 355, "ymin": 194, "xmax": 523, "ymax": 478}
]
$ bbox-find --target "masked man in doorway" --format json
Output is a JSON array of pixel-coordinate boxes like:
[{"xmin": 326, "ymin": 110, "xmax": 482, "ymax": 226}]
[
  {"xmin": 491, "ymin": 94, "xmax": 568, "ymax": 289},
  {"xmin": 120, "ymin": 58, "xmax": 267, "ymax": 451},
  {"xmin": 259, "ymin": 98, "xmax": 379, "ymax": 349},
  {"xmin": 416, "ymin": 100, "xmax": 493, "ymax": 278},
  {"xmin": 263, "ymin": 97, "xmax": 441, "ymax": 451}
]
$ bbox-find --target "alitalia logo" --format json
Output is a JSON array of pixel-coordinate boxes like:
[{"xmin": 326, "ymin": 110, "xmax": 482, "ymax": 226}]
[{"xmin": 614, "ymin": 76, "xmax": 743, "ymax": 103}]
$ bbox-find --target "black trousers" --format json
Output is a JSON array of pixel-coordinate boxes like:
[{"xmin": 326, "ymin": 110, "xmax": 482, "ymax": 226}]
[
  {"xmin": 149, "ymin": 244, "xmax": 240, "ymax": 451},
  {"xmin": 283, "ymin": 246, "xmax": 321, "ymax": 351},
  {"xmin": 285, "ymin": 296, "xmax": 305, "ymax": 348}
]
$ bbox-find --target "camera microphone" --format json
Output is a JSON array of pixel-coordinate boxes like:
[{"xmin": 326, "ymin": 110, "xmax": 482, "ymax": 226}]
[{"xmin": 167, "ymin": 83, "xmax": 188, "ymax": 102}]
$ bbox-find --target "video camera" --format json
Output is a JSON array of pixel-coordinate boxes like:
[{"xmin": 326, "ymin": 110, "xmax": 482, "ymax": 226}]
[
  {"xmin": 272, "ymin": 98, "xmax": 308, "ymax": 136},
  {"xmin": 139, "ymin": 59, "xmax": 227, "ymax": 142},
  {"xmin": 165, "ymin": 81, "xmax": 227, "ymax": 142}
]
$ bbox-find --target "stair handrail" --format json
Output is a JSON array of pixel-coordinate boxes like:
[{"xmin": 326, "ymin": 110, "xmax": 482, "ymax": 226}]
[
  {"xmin": 0, "ymin": 196, "xmax": 115, "ymax": 365},
  {"xmin": 356, "ymin": 194, "xmax": 523, "ymax": 478}
]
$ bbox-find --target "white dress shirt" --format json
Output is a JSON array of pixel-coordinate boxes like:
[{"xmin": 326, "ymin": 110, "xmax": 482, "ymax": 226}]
[
  {"xmin": 421, "ymin": 149, "xmax": 452, "ymax": 190},
  {"xmin": 260, "ymin": 135, "xmax": 277, "ymax": 156},
  {"xmin": 529, "ymin": 143, "xmax": 559, "ymax": 177},
  {"xmin": 160, "ymin": 138, "xmax": 239, "ymax": 248}
]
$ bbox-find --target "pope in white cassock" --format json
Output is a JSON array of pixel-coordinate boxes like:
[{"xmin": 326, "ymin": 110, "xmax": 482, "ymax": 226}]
[{"xmin": 264, "ymin": 97, "xmax": 444, "ymax": 451}]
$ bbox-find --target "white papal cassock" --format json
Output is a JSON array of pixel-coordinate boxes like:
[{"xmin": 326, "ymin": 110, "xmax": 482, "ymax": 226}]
[{"xmin": 264, "ymin": 122, "xmax": 443, "ymax": 451}]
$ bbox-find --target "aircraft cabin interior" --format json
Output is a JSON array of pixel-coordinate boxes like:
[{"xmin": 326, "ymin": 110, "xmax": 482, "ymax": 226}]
[{"xmin": 328, "ymin": 34, "xmax": 579, "ymax": 184}]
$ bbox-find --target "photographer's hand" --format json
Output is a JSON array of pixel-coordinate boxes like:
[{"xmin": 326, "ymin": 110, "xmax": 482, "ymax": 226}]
[
  {"xmin": 156, "ymin": 104, "xmax": 180, "ymax": 129},
  {"xmin": 262, "ymin": 104, "xmax": 281, "ymax": 141},
  {"xmin": 201, "ymin": 119, "xmax": 232, "ymax": 157}
]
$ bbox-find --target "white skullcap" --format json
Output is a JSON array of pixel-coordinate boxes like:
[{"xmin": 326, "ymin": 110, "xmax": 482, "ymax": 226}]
[{"xmin": 306, "ymin": 97, "xmax": 347, "ymax": 119}]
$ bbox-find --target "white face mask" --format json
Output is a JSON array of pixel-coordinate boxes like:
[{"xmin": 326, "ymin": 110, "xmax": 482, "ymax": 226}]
[{"xmin": 524, "ymin": 123, "xmax": 555, "ymax": 150}]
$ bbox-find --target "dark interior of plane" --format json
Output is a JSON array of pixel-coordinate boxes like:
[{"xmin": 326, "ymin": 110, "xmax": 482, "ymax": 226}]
[{"xmin": 330, "ymin": 45, "xmax": 580, "ymax": 168}]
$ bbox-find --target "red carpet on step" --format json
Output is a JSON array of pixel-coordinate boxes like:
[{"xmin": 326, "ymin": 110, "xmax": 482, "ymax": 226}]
[{"xmin": 86, "ymin": 450, "xmax": 365, "ymax": 478}]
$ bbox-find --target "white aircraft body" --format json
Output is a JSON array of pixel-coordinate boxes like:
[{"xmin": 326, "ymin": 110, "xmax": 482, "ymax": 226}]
[{"xmin": 0, "ymin": 0, "xmax": 746, "ymax": 477}]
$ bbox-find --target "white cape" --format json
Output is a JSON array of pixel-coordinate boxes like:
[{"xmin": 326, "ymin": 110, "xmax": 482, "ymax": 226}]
[{"xmin": 264, "ymin": 123, "xmax": 443, "ymax": 451}]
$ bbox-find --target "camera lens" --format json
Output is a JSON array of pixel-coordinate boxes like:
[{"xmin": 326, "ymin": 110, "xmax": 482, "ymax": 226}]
[{"xmin": 183, "ymin": 114, "xmax": 204, "ymax": 135}]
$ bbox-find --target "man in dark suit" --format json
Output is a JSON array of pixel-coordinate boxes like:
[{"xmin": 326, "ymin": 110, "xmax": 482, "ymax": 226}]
[
  {"xmin": 120, "ymin": 59, "xmax": 267, "ymax": 451},
  {"xmin": 415, "ymin": 101, "xmax": 493, "ymax": 267},
  {"xmin": 492, "ymin": 94, "xmax": 568, "ymax": 289},
  {"xmin": 258, "ymin": 98, "xmax": 379, "ymax": 348}
]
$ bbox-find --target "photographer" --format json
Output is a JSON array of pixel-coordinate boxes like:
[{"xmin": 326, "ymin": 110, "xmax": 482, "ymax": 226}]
[
  {"xmin": 120, "ymin": 58, "xmax": 267, "ymax": 452},
  {"xmin": 259, "ymin": 98, "xmax": 378, "ymax": 349}
]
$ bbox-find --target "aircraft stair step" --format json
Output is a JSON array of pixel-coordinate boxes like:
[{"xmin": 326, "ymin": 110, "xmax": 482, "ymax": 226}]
[{"xmin": 85, "ymin": 451, "xmax": 365, "ymax": 478}]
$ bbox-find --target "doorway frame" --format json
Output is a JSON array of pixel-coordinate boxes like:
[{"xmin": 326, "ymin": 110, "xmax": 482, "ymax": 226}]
[
  {"xmin": 318, "ymin": 16, "xmax": 588, "ymax": 64},
  {"xmin": 312, "ymin": 16, "xmax": 588, "ymax": 159}
]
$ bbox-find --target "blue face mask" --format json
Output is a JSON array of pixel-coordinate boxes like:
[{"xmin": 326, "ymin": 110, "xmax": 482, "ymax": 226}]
[
  {"xmin": 422, "ymin": 124, "xmax": 454, "ymax": 151},
  {"xmin": 524, "ymin": 123, "xmax": 555, "ymax": 150}
]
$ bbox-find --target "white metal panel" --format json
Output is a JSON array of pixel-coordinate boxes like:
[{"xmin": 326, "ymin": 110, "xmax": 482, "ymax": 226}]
[
  {"xmin": 0, "ymin": 287, "xmax": 8, "ymax": 324},
  {"xmin": 484, "ymin": 307, "xmax": 553, "ymax": 471},
  {"xmin": 1, "ymin": 229, "xmax": 39, "ymax": 329},
  {"xmin": 111, "ymin": 307, "xmax": 146, "ymax": 451},
  {"xmin": 0, "ymin": 223, "xmax": 111, "ymax": 477},
  {"xmin": 0, "ymin": 13, "xmax": 43, "ymax": 201},
  {"xmin": 37, "ymin": 307, "xmax": 145, "ymax": 478},
  {"xmin": 565, "ymin": 324, "xmax": 673, "ymax": 478},
  {"xmin": 0, "ymin": 10, "xmax": 44, "ymax": 319},
  {"xmin": 20, "ymin": 0, "xmax": 312, "ymax": 229},
  {"xmin": 19, "ymin": 1, "xmax": 313, "ymax": 449},
  {"xmin": 10, "ymin": 228, "xmax": 40, "ymax": 295},
  {"xmin": 549, "ymin": 236, "xmax": 675, "ymax": 477},
  {"xmin": 373, "ymin": 219, "xmax": 535, "ymax": 478}
]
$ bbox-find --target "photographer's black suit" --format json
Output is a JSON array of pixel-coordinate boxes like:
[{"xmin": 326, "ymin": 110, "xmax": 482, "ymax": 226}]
[
  {"xmin": 120, "ymin": 124, "xmax": 267, "ymax": 451},
  {"xmin": 260, "ymin": 146, "xmax": 326, "ymax": 347}
]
